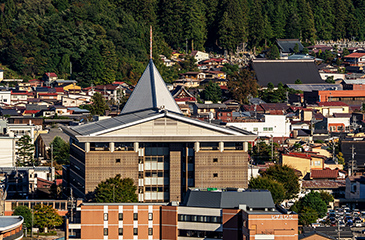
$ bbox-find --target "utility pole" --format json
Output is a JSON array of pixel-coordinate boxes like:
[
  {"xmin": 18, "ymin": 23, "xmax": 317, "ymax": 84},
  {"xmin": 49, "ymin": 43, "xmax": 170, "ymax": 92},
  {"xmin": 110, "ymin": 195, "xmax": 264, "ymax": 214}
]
[
  {"xmin": 349, "ymin": 145, "xmax": 356, "ymax": 176},
  {"xmin": 51, "ymin": 143, "xmax": 54, "ymax": 181},
  {"xmin": 271, "ymin": 135, "xmax": 274, "ymax": 162}
]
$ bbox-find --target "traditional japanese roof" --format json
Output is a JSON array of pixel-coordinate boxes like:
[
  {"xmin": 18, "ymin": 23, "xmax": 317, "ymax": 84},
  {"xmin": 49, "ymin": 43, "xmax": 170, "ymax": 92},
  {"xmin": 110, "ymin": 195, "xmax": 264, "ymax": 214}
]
[
  {"xmin": 121, "ymin": 60, "xmax": 181, "ymax": 114},
  {"xmin": 344, "ymin": 52, "xmax": 365, "ymax": 58},
  {"xmin": 276, "ymin": 39, "xmax": 304, "ymax": 53},
  {"xmin": 317, "ymin": 101, "xmax": 348, "ymax": 107},
  {"xmin": 301, "ymin": 180, "xmax": 346, "ymax": 189},
  {"xmin": 299, "ymin": 231, "xmax": 335, "ymax": 240},
  {"xmin": 311, "ymin": 168, "xmax": 339, "ymax": 179},
  {"xmin": 252, "ymin": 59, "xmax": 323, "ymax": 86}
]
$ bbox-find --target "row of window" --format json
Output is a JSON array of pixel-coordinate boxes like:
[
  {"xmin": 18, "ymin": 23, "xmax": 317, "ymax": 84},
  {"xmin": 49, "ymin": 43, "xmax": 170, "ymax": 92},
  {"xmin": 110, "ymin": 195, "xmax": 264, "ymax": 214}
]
[
  {"xmin": 178, "ymin": 214, "xmax": 222, "ymax": 223},
  {"xmin": 178, "ymin": 229, "xmax": 223, "ymax": 238},
  {"xmin": 103, "ymin": 213, "xmax": 153, "ymax": 221},
  {"xmin": 104, "ymin": 228, "xmax": 153, "ymax": 236}
]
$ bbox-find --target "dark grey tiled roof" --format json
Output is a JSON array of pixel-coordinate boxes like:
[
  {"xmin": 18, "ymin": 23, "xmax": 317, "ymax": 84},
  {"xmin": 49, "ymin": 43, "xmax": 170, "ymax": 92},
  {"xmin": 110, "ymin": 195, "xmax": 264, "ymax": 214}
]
[
  {"xmin": 277, "ymin": 39, "xmax": 304, "ymax": 53},
  {"xmin": 252, "ymin": 60, "xmax": 323, "ymax": 86},
  {"xmin": 183, "ymin": 189, "xmax": 275, "ymax": 209},
  {"xmin": 0, "ymin": 216, "xmax": 23, "ymax": 229}
]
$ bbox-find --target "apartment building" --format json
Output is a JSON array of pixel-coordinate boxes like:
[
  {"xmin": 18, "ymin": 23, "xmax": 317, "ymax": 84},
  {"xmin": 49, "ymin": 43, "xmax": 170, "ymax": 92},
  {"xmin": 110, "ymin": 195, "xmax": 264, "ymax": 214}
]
[{"xmin": 62, "ymin": 59, "xmax": 256, "ymax": 202}]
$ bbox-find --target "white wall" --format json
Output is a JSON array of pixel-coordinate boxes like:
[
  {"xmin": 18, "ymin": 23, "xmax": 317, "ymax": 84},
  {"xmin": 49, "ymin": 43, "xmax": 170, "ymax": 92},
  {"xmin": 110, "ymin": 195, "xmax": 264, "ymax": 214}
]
[
  {"xmin": 227, "ymin": 115, "xmax": 291, "ymax": 137},
  {"xmin": 0, "ymin": 91, "xmax": 11, "ymax": 105},
  {"xmin": 0, "ymin": 137, "xmax": 16, "ymax": 167}
]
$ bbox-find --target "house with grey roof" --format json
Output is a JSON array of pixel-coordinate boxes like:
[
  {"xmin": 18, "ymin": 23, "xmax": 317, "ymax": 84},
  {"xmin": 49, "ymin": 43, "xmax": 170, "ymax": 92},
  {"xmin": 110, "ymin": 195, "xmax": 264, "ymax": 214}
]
[{"xmin": 62, "ymin": 59, "xmax": 256, "ymax": 202}]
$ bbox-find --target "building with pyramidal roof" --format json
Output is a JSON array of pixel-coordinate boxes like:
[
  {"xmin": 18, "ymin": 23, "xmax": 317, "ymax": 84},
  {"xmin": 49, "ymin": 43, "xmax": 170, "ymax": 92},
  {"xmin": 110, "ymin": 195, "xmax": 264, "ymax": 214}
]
[{"xmin": 62, "ymin": 59, "xmax": 256, "ymax": 202}]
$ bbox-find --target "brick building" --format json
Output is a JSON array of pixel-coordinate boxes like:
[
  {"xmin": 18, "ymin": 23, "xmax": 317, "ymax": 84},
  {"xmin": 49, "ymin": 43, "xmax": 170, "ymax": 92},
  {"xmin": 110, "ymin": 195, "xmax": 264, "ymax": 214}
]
[
  {"xmin": 62, "ymin": 59, "xmax": 256, "ymax": 202},
  {"xmin": 69, "ymin": 189, "xmax": 298, "ymax": 240}
]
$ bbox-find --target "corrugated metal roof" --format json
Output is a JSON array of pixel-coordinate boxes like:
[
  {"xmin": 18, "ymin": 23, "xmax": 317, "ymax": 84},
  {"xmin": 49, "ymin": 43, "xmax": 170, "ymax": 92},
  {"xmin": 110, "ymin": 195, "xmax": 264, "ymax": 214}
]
[
  {"xmin": 183, "ymin": 189, "xmax": 275, "ymax": 209},
  {"xmin": 121, "ymin": 60, "xmax": 181, "ymax": 114},
  {"xmin": 286, "ymin": 84, "xmax": 342, "ymax": 92}
]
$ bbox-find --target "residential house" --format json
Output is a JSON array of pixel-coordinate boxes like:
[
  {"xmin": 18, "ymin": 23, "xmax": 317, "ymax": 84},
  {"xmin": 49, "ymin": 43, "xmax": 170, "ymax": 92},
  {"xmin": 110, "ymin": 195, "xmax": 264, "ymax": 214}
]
[
  {"xmin": 299, "ymin": 231, "xmax": 336, "ymax": 240},
  {"xmin": 10, "ymin": 91, "xmax": 28, "ymax": 105},
  {"xmin": 190, "ymin": 50, "xmax": 209, "ymax": 63},
  {"xmin": 281, "ymin": 152, "xmax": 326, "ymax": 178},
  {"xmin": 0, "ymin": 91, "xmax": 11, "ymax": 105},
  {"xmin": 345, "ymin": 176, "xmax": 365, "ymax": 209},
  {"xmin": 301, "ymin": 180, "xmax": 346, "ymax": 199},
  {"xmin": 310, "ymin": 168, "xmax": 346, "ymax": 180},
  {"xmin": 42, "ymin": 72, "xmax": 58, "ymax": 86},
  {"xmin": 203, "ymin": 70, "xmax": 226, "ymax": 80},
  {"xmin": 216, "ymin": 109, "xmax": 233, "ymax": 122},
  {"xmin": 302, "ymin": 227, "xmax": 352, "ymax": 240},
  {"xmin": 192, "ymin": 102, "xmax": 227, "ymax": 117},
  {"xmin": 63, "ymin": 83, "xmax": 82, "ymax": 94},
  {"xmin": 35, "ymin": 128, "xmax": 69, "ymax": 160},
  {"xmin": 227, "ymin": 114, "xmax": 291, "ymax": 138},
  {"xmin": 29, "ymin": 79, "xmax": 43, "ymax": 88},
  {"xmin": 343, "ymin": 52, "xmax": 365, "ymax": 72},
  {"xmin": 327, "ymin": 113, "xmax": 351, "ymax": 132},
  {"xmin": 61, "ymin": 95, "xmax": 90, "ymax": 107},
  {"xmin": 308, "ymin": 102, "xmax": 349, "ymax": 117},
  {"xmin": 173, "ymin": 78, "xmax": 201, "ymax": 88}
]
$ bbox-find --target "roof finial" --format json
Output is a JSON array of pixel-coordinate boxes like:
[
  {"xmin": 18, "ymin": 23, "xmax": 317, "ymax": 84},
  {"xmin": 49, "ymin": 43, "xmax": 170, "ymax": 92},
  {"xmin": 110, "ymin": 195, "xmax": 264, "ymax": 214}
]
[{"xmin": 150, "ymin": 25, "xmax": 153, "ymax": 60}]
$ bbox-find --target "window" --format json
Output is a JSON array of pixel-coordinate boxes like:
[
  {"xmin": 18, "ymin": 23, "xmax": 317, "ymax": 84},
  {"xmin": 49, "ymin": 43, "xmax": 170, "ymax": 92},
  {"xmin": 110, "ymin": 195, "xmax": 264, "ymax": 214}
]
[
  {"xmin": 104, "ymin": 228, "xmax": 108, "ymax": 236},
  {"xmin": 133, "ymin": 228, "xmax": 138, "ymax": 235},
  {"xmin": 103, "ymin": 213, "xmax": 108, "ymax": 221},
  {"xmin": 213, "ymin": 173, "xmax": 218, "ymax": 178},
  {"xmin": 116, "ymin": 158, "xmax": 121, "ymax": 163},
  {"xmin": 314, "ymin": 161, "xmax": 321, "ymax": 166},
  {"xmin": 253, "ymin": 127, "xmax": 258, "ymax": 132},
  {"xmin": 148, "ymin": 213, "xmax": 153, "ymax": 220},
  {"xmin": 213, "ymin": 158, "xmax": 218, "ymax": 163},
  {"xmin": 148, "ymin": 228, "xmax": 153, "ymax": 235},
  {"xmin": 118, "ymin": 213, "xmax": 123, "ymax": 220},
  {"xmin": 118, "ymin": 228, "xmax": 123, "ymax": 236},
  {"xmin": 133, "ymin": 213, "xmax": 138, "ymax": 220}
]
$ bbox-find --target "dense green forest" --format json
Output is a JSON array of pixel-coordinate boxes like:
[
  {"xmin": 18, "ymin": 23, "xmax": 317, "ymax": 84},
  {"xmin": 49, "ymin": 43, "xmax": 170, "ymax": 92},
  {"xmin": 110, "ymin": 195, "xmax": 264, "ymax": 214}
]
[{"xmin": 0, "ymin": 0, "xmax": 364, "ymax": 86}]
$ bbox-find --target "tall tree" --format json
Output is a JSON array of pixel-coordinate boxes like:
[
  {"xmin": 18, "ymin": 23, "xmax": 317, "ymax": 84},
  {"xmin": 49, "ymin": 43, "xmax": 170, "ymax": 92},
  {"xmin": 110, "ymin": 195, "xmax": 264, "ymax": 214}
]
[
  {"xmin": 94, "ymin": 175, "xmax": 138, "ymax": 203},
  {"xmin": 227, "ymin": 68, "xmax": 258, "ymax": 104},
  {"xmin": 16, "ymin": 135, "xmax": 35, "ymax": 166},
  {"xmin": 261, "ymin": 165, "xmax": 300, "ymax": 200},
  {"xmin": 248, "ymin": 0, "xmax": 265, "ymax": 48},
  {"xmin": 249, "ymin": 176, "xmax": 286, "ymax": 204},
  {"xmin": 49, "ymin": 136, "xmax": 70, "ymax": 165},
  {"xmin": 89, "ymin": 92, "xmax": 110, "ymax": 116},
  {"xmin": 333, "ymin": 0, "xmax": 347, "ymax": 39},
  {"xmin": 184, "ymin": 0, "xmax": 207, "ymax": 51},
  {"xmin": 201, "ymin": 81, "xmax": 222, "ymax": 103},
  {"xmin": 34, "ymin": 204, "xmax": 63, "ymax": 232},
  {"xmin": 218, "ymin": 0, "xmax": 248, "ymax": 52},
  {"xmin": 13, "ymin": 206, "xmax": 32, "ymax": 228}
]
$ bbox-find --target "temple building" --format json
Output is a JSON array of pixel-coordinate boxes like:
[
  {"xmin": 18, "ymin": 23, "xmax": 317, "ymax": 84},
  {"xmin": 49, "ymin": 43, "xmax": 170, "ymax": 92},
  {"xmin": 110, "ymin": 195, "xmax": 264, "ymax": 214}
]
[{"xmin": 62, "ymin": 59, "xmax": 256, "ymax": 202}]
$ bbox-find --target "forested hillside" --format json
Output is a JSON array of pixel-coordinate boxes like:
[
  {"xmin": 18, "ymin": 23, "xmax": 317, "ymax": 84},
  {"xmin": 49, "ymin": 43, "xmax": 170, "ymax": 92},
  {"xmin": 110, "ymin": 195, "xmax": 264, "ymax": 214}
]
[{"xmin": 0, "ymin": 0, "xmax": 364, "ymax": 86}]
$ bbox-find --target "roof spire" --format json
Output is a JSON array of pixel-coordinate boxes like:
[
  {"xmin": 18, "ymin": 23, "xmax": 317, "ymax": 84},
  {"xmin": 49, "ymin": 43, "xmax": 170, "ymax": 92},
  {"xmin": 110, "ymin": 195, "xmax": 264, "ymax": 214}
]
[{"xmin": 150, "ymin": 25, "xmax": 153, "ymax": 60}]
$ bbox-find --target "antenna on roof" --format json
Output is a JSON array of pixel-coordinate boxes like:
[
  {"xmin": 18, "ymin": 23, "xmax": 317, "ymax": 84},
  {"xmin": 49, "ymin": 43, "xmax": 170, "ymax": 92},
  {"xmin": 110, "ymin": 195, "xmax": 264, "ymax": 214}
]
[{"xmin": 150, "ymin": 25, "xmax": 153, "ymax": 60}]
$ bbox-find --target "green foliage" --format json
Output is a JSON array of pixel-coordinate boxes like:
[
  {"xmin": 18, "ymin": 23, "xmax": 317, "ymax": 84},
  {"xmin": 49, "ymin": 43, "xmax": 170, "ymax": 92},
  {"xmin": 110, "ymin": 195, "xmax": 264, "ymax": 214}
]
[
  {"xmin": 94, "ymin": 175, "xmax": 138, "ymax": 203},
  {"xmin": 325, "ymin": 76, "xmax": 335, "ymax": 83},
  {"xmin": 2, "ymin": 0, "xmax": 365, "ymax": 81},
  {"xmin": 342, "ymin": 48, "xmax": 350, "ymax": 56},
  {"xmin": 302, "ymin": 48, "xmax": 309, "ymax": 54},
  {"xmin": 293, "ymin": 43, "xmax": 299, "ymax": 53},
  {"xmin": 319, "ymin": 191, "xmax": 334, "ymax": 205},
  {"xmin": 259, "ymin": 84, "xmax": 300, "ymax": 103},
  {"xmin": 89, "ymin": 92, "xmax": 110, "ymax": 116},
  {"xmin": 290, "ymin": 191, "xmax": 327, "ymax": 225},
  {"xmin": 201, "ymin": 81, "xmax": 222, "ymax": 103},
  {"xmin": 227, "ymin": 68, "xmax": 258, "ymax": 104},
  {"xmin": 295, "ymin": 79, "xmax": 302, "ymax": 84},
  {"xmin": 34, "ymin": 204, "xmax": 63, "ymax": 231},
  {"xmin": 262, "ymin": 165, "xmax": 300, "ymax": 200},
  {"xmin": 251, "ymin": 141, "xmax": 279, "ymax": 163},
  {"xmin": 13, "ymin": 206, "xmax": 32, "ymax": 228},
  {"xmin": 16, "ymin": 135, "xmax": 35, "ymax": 166},
  {"xmin": 337, "ymin": 152, "xmax": 345, "ymax": 165},
  {"xmin": 267, "ymin": 45, "xmax": 280, "ymax": 59},
  {"xmin": 221, "ymin": 64, "xmax": 239, "ymax": 76},
  {"xmin": 48, "ymin": 136, "xmax": 70, "ymax": 165},
  {"xmin": 249, "ymin": 176, "xmax": 285, "ymax": 204}
]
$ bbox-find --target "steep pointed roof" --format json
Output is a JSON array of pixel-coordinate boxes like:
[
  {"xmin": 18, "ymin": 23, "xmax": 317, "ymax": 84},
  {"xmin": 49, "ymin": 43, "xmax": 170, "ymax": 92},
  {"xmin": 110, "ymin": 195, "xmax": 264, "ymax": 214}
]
[{"xmin": 121, "ymin": 60, "xmax": 182, "ymax": 114}]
